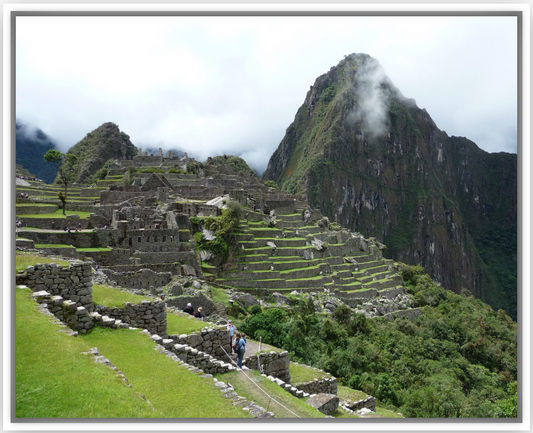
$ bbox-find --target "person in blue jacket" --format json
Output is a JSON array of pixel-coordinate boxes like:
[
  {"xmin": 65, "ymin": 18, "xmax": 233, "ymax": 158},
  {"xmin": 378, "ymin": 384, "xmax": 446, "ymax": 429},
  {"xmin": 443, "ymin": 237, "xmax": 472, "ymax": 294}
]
[{"xmin": 234, "ymin": 332, "xmax": 246, "ymax": 368}]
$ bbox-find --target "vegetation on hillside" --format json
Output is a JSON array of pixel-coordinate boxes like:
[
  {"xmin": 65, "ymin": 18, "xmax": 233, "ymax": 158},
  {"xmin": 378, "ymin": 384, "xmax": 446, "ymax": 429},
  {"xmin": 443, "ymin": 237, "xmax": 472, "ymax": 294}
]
[
  {"xmin": 239, "ymin": 266, "xmax": 517, "ymax": 418},
  {"xmin": 206, "ymin": 155, "xmax": 258, "ymax": 177},
  {"xmin": 66, "ymin": 122, "xmax": 137, "ymax": 185},
  {"xmin": 43, "ymin": 149, "xmax": 78, "ymax": 215},
  {"xmin": 192, "ymin": 199, "xmax": 243, "ymax": 261}
]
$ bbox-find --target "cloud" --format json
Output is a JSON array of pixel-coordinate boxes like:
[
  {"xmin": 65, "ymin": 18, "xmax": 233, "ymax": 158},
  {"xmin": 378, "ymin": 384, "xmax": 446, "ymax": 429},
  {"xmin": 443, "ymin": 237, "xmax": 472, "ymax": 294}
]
[
  {"xmin": 15, "ymin": 15, "xmax": 518, "ymax": 176},
  {"xmin": 345, "ymin": 55, "xmax": 394, "ymax": 139}
]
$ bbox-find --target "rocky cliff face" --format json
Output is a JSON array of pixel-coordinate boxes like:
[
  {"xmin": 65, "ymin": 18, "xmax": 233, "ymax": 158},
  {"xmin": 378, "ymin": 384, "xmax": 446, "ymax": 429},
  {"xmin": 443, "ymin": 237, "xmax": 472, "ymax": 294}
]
[
  {"xmin": 66, "ymin": 122, "xmax": 137, "ymax": 184},
  {"xmin": 262, "ymin": 53, "xmax": 517, "ymax": 318}
]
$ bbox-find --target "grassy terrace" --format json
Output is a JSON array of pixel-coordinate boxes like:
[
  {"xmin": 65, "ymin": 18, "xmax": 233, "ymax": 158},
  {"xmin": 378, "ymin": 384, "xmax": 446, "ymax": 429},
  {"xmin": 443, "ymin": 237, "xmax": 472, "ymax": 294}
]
[
  {"xmin": 279, "ymin": 264, "xmax": 322, "ymax": 274},
  {"xmin": 289, "ymin": 362, "xmax": 332, "ymax": 384},
  {"xmin": 17, "ymin": 210, "xmax": 93, "ymax": 219},
  {"xmin": 34, "ymin": 244, "xmax": 75, "ymax": 249},
  {"xmin": 15, "ymin": 253, "xmax": 70, "ymax": 271},
  {"xmin": 214, "ymin": 369, "xmax": 326, "ymax": 418},
  {"xmin": 16, "ymin": 287, "xmax": 251, "ymax": 418}
]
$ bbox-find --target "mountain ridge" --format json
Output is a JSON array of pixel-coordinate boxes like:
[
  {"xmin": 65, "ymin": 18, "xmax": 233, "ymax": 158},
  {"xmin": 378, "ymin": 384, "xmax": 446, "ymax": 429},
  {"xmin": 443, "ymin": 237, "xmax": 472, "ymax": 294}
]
[{"xmin": 261, "ymin": 53, "xmax": 517, "ymax": 318}]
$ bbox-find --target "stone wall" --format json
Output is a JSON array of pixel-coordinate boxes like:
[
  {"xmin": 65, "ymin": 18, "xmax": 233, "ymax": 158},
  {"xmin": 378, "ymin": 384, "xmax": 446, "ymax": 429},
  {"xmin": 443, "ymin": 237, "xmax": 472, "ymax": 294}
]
[
  {"xmin": 243, "ymin": 351, "xmax": 290, "ymax": 383},
  {"xmin": 293, "ymin": 377, "xmax": 338, "ymax": 396},
  {"xmin": 100, "ymin": 190, "xmax": 155, "ymax": 205},
  {"xmin": 102, "ymin": 268, "xmax": 173, "ymax": 290},
  {"xmin": 16, "ymin": 204, "xmax": 60, "ymax": 214},
  {"xmin": 343, "ymin": 396, "xmax": 377, "ymax": 412},
  {"xmin": 96, "ymin": 301, "xmax": 167, "ymax": 336},
  {"xmin": 30, "ymin": 289, "xmax": 96, "ymax": 333},
  {"xmin": 170, "ymin": 326, "xmax": 232, "ymax": 359},
  {"xmin": 16, "ymin": 262, "xmax": 94, "ymax": 311},
  {"xmin": 151, "ymin": 335, "xmax": 236, "ymax": 375}
]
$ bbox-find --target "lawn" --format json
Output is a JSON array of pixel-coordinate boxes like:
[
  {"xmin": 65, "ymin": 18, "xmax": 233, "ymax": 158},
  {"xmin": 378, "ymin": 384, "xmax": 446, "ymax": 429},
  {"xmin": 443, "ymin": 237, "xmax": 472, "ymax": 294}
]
[
  {"xmin": 15, "ymin": 253, "xmax": 70, "ymax": 272},
  {"xmin": 92, "ymin": 284, "xmax": 152, "ymax": 308},
  {"xmin": 289, "ymin": 362, "xmax": 332, "ymax": 385},
  {"xmin": 166, "ymin": 312, "xmax": 207, "ymax": 335},
  {"xmin": 17, "ymin": 209, "xmax": 93, "ymax": 219},
  {"xmin": 34, "ymin": 243, "xmax": 75, "ymax": 249},
  {"xmin": 215, "ymin": 369, "xmax": 326, "ymax": 418},
  {"xmin": 16, "ymin": 287, "xmax": 250, "ymax": 418}
]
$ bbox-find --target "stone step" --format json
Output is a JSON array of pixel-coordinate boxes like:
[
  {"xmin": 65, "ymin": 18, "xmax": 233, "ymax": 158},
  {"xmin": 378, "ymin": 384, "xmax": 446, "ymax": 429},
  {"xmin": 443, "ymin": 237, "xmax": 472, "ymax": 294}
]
[
  {"xmin": 219, "ymin": 269, "xmax": 281, "ymax": 279},
  {"xmin": 271, "ymin": 258, "xmax": 327, "ymax": 271},
  {"xmin": 354, "ymin": 260, "xmax": 387, "ymax": 270},
  {"xmin": 295, "ymin": 226, "xmax": 324, "ymax": 235},
  {"xmin": 247, "ymin": 228, "xmax": 284, "ymax": 238},
  {"xmin": 280, "ymin": 263, "xmax": 330, "ymax": 280},
  {"xmin": 235, "ymin": 261, "xmax": 273, "ymax": 271},
  {"xmin": 231, "ymin": 233, "xmax": 255, "ymax": 241},
  {"xmin": 362, "ymin": 279, "xmax": 399, "ymax": 290},
  {"xmin": 217, "ymin": 275, "xmax": 331, "ymax": 289},
  {"xmin": 276, "ymin": 213, "xmax": 303, "ymax": 222},
  {"xmin": 279, "ymin": 219, "xmax": 306, "ymax": 228},
  {"xmin": 232, "ymin": 253, "xmax": 270, "ymax": 262},
  {"xmin": 252, "ymin": 238, "xmax": 309, "ymax": 248},
  {"xmin": 332, "ymin": 269, "xmax": 353, "ymax": 279}
]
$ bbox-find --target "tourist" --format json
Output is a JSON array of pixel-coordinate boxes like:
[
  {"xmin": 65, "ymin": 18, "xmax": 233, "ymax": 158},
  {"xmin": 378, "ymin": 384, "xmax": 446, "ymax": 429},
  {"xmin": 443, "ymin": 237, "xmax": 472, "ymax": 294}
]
[
  {"xmin": 51, "ymin": 221, "xmax": 55, "ymax": 230},
  {"xmin": 227, "ymin": 320, "xmax": 236, "ymax": 353},
  {"xmin": 161, "ymin": 294, "xmax": 166, "ymax": 301},
  {"xmin": 234, "ymin": 332, "xmax": 246, "ymax": 368},
  {"xmin": 183, "ymin": 303, "xmax": 194, "ymax": 315},
  {"xmin": 78, "ymin": 222, "xmax": 82, "ymax": 231},
  {"xmin": 194, "ymin": 307, "xmax": 203, "ymax": 320}
]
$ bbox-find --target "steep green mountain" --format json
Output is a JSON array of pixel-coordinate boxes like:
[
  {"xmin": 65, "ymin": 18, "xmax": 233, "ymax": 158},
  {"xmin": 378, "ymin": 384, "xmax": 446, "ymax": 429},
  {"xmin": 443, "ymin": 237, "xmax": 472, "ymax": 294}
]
[
  {"xmin": 262, "ymin": 53, "xmax": 517, "ymax": 319},
  {"xmin": 16, "ymin": 120, "xmax": 59, "ymax": 184},
  {"xmin": 65, "ymin": 122, "xmax": 137, "ymax": 185}
]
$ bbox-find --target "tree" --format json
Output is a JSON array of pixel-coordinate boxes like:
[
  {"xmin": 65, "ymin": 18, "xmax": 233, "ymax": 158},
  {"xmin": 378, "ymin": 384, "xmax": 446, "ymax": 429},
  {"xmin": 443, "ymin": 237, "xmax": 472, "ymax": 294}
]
[{"xmin": 44, "ymin": 149, "xmax": 78, "ymax": 215}]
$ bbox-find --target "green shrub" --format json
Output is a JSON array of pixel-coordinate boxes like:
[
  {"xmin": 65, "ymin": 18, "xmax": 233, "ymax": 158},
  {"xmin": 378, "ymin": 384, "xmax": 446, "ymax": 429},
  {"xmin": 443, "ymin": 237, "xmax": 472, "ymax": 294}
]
[
  {"xmin": 249, "ymin": 305, "xmax": 262, "ymax": 315},
  {"xmin": 264, "ymin": 180, "xmax": 280, "ymax": 190}
]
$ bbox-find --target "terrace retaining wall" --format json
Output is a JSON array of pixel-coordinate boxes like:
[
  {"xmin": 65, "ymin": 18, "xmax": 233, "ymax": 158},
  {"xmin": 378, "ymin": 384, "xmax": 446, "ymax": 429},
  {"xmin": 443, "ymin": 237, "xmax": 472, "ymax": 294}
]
[{"xmin": 16, "ymin": 262, "xmax": 94, "ymax": 311}]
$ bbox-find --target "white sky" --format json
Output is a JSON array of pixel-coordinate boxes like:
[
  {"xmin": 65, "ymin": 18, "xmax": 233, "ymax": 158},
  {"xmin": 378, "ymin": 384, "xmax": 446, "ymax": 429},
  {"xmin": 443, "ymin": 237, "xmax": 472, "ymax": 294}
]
[{"xmin": 16, "ymin": 14, "xmax": 518, "ymax": 174}]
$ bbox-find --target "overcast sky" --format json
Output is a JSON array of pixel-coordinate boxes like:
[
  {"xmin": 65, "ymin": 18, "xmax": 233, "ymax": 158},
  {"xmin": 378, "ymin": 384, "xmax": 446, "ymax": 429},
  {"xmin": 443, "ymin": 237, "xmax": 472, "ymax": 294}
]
[{"xmin": 16, "ymin": 14, "xmax": 518, "ymax": 175}]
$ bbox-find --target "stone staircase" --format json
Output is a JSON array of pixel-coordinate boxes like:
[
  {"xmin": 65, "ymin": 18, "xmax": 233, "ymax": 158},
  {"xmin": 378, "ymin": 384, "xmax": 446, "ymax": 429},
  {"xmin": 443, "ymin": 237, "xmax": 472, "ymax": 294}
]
[{"xmin": 214, "ymin": 211, "xmax": 405, "ymax": 305}]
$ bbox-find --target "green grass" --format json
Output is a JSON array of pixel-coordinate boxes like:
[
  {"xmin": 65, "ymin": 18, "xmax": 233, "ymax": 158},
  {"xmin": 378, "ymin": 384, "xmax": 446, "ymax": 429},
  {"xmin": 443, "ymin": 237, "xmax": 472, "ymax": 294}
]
[
  {"xmin": 289, "ymin": 362, "xmax": 332, "ymax": 384},
  {"xmin": 215, "ymin": 369, "xmax": 325, "ymax": 418},
  {"xmin": 16, "ymin": 288, "xmax": 159, "ymax": 418},
  {"xmin": 34, "ymin": 243, "xmax": 75, "ymax": 249},
  {"xmin": 80, "ymin": 327, "xmax": 252, "ymax": 418},
  {"xmin": 337, "ymin": 384, "xmax": 369, "ymax": 402},
  {"xmin": 16, "ymin": 203, "xmax": 57, "ymax": 207},
  {"xmin": 210, "ymin": 286, "xmax": 230, "ymax": 304},
  {"xmin": 17, "ymin": 209, "xmax": 93, "ymax": 219},
  {"xmin": 92, "ymin": 284, "xmax": 152, "ymax": 308},
  {"xmin": 76, "ymin": 247, "xmax": 112, "ymax": 252},
  {"xmin": 166, "ymin": 312, "xmax": 207, "ymax": 335},
  {"xmin": 15, "ymin": 253, "xmax": 70, "ymax": 272}
]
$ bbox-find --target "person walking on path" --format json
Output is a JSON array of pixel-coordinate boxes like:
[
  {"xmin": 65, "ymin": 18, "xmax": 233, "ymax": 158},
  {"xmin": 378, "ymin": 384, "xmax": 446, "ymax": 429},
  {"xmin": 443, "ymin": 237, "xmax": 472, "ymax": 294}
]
[
  {"xmin": 234, "ymin": 332, "xmax": 246, "ymax": 368},
  {"xmin": 227, "ymin": 320, "xmax": 236, "ymax": 353}
]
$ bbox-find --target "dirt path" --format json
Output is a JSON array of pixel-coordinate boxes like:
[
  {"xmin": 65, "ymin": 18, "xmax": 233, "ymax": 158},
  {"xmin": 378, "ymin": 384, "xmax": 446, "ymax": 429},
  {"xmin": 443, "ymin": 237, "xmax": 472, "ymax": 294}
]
[{"xmin": 243, "ymin": 339, "xmax": 278, "ymax": 360}]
